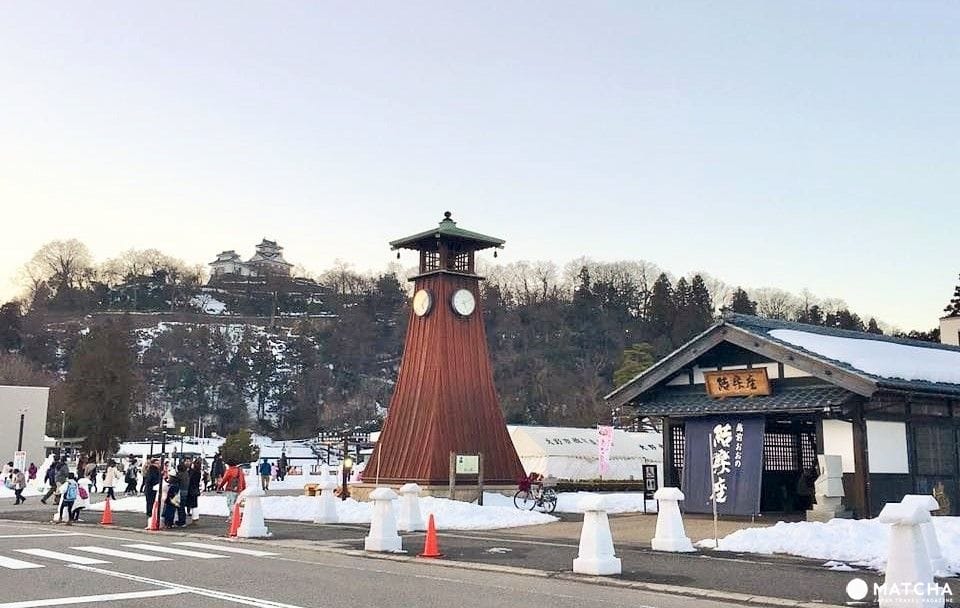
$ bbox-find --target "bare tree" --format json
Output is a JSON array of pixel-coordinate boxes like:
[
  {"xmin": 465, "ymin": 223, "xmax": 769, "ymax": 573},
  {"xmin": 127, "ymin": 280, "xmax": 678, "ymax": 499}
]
[
  {"xmin": 21, "ymin": 239, "xmax": 95, "ymax": 297},
  {"xmin": 750, "ymin": 287, "xmax": 801, "ymax": 320}
]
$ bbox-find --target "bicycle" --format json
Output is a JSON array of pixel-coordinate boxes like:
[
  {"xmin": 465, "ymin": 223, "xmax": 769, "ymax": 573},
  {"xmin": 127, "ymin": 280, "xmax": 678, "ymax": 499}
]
[{"xmin": 514, "ymin": 473, "xmax": 558, "ymax": 513}]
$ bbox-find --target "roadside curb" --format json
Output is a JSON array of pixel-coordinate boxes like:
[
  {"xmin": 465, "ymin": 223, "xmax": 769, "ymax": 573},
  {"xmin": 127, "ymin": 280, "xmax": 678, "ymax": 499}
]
[{"xmin": 0, "ymin": 517, "xmax": 846, "ymax": 608}]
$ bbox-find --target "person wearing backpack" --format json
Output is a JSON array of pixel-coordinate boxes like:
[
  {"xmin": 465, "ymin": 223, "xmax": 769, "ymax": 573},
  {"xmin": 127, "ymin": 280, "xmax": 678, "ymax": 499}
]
[
  {"xmin": 72, "ymin": 476, "xmax": 92, "ymax": 522},
  {"xmin": 41, "ymin": 456, "xmax": 68, "ymax": 505},
  {"xmin": 124, "ymin": 458, "xmax": 139, "ymax": 495},
  {"xmin": 217, "ymin": 461, "xmax": 246, "ymax": 523},
  {"xmin": 58, "ymin": 474, "xmax": 79, "ymax": 525}
]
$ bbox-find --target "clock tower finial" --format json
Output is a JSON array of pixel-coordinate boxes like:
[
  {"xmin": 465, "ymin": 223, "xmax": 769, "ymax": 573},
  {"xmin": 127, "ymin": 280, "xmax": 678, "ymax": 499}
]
[{"xmin": 367, "ymin": 213, "xmax": 523, "ymax": 491}]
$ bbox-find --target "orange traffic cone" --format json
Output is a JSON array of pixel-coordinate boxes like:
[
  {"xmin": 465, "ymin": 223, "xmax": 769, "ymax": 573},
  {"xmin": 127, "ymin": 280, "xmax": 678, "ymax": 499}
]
[
  {"xmin": 418, "ymin": 513, "xmax": 443, "ymax": 558},
  {"xmin": 228, "ymin": 500, "xmax": 243, "ymax": 537},
  {"xmin": 100, "ymin": 496, "xmax": 114, "ymax": 525},
  {"xmin": 147, "ymin": 497, "xmax": 160, "ymax": 531}
]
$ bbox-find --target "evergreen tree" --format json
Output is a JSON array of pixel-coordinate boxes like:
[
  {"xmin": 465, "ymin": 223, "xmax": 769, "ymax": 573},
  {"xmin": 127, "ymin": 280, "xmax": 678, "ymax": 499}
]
[
  {"xmin": 797, "ymin": 304, "xmax": 824, "ymax": 326},
  {"xmin": 866, "ymin": 318, "xmax": 883, "ymax": 334},
  {"xmin": 613, "ymin": 343, "xmax": 656, "ymax": 387},
  {"xmin": 219, "ymin": 429, "xmax": 259, "ymax": 466},
  {"xmin": 64, "ymin": 321, "xmax": 139, "ymax": 457},
  {"xmin": 945, "ymin": 274, "xmax": 960, "ymax": 317},
  {"xmin": 728, "ymin": 288, "xmax": 757, "ymax": 315},
  {"xmin": 648, "ymin": 273, "xmax": 676, "ymax": 344}
]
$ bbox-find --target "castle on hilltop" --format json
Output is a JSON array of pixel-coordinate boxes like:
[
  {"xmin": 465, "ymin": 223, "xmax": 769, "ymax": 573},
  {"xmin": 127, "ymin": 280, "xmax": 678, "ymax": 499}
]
[{"xmin": 209, "ymin": 239, "xmax": 294, "ymax": 280}]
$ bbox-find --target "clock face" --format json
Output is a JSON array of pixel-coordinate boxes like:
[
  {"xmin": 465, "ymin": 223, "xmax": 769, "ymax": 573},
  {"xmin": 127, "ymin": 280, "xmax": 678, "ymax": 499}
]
[
  {"xmin": 412, "ymin": 289, "xmax": 433, "ymax": 317},
  {"xmin": 451, "ymin": 288, "xmax": 476, "ymax": 317}
]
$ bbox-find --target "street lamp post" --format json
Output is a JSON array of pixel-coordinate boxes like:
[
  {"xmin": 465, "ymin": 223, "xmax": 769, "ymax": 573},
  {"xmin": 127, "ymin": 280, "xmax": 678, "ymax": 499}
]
[
  {"xmin": 340, "ymin": 434, "xmax": 352, "ymax": 500},
  {"xmin": 60, "ymin": 410, "xmax": 66, "ymax": 456},
  {"xmin": 17, "ymin": 408, "xmax": 27, "ymax": 452},
  {"xmin": 179, "ymin": 426, "xmax": 186, "ymax": 462}
]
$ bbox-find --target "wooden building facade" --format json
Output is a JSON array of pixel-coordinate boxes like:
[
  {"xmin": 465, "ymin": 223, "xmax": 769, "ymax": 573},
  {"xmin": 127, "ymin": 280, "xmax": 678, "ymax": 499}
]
[{"xmin": 605, "ymin": 314, "xmax": 960, "ymax": 517}]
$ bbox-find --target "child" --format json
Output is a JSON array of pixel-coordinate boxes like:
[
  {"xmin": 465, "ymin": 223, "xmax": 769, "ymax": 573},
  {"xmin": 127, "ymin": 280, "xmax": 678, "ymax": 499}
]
[
  {"xmin": 58, "ymin": 474, "xmax": 79, "ymax": 525},
  {"xmin": 72, "ymin": 476, "xmax": 92, "ymax": 522}
]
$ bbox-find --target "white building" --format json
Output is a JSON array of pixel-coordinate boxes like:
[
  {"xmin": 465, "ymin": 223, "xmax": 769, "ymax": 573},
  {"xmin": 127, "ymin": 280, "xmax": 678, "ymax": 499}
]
[
  {"xmin": 941, "ymin": 315, "xmax": 960, "ymax": 346},
  {"xmin": 209, "ymin": 239, "xmax": 294, "ymax": 279},
  {"xmin": 0, "ymin": 385, "xmax": 49, "ymax": 470}
]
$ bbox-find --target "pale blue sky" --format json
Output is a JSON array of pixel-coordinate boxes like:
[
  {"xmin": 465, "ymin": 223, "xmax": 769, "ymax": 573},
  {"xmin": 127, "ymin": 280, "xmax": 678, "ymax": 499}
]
[{"xmin": 0, "ymin": 2, "xmax": 956, "ymax": 330}]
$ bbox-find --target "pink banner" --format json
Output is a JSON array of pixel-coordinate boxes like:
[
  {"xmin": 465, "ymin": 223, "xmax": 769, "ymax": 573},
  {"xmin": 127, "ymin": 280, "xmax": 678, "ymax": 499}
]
[{"xmin": 597, "ymin": 425, "xmax": 614, "ymax": 477}]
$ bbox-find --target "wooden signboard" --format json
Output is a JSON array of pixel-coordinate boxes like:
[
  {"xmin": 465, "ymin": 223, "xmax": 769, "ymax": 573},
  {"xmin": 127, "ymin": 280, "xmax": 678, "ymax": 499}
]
[{"xmin": 704, "ymin": 368, "xmax": 771, "ymax": 398}]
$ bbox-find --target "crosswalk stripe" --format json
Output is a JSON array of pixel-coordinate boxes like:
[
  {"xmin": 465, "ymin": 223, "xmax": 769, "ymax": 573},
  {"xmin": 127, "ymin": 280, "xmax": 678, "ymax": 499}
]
[
  {"xmin": 123, "ymin": 544, "xmax": 227, "ymax": 559},
  {"xmin": 0, "ymin": 555, "xmax": 43, "ymax": 569},
  {"xmin": 15, "ymin": 549, "xmax": 109, "ymax": 565},
  {"xmin": 71, "ymin": 546, "xmax": 170, "ymax": 562},
  {"xmin": 173, "ymin": 541, "xmax": 277, "ymax": 557}
]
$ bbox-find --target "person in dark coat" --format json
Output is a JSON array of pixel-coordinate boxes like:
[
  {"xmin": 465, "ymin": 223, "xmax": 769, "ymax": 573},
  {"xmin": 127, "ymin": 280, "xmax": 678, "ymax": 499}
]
[
  {"xmin": 186, "ymin": 458, "xmax": 202, "ymax": 525},
  {"xmin": 144, "ymin": 459, "xmax": 161, "ymax": 519},
  {"xmin": 161, "ymin": 471, "xmax": 182, "ymax": 528}
]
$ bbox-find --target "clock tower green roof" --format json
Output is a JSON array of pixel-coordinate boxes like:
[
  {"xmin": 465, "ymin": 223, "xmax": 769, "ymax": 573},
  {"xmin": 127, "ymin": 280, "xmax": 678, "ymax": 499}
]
[{"xmin": 390, "ymin": 211, "xmax": 505, "ymax": 252}]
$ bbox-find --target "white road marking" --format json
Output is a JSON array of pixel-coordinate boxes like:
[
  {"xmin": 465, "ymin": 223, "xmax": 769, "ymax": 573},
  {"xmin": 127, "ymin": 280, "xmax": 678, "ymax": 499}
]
[
  {"xmin": 174, "ymin": 541, "xmax": 277, "ymax": 556},
  {"xmin": 68, "ymin": 564, "xmax": 313, "ymax": 608},
  {"xmin": 71, "ymin": 546, "xmax": 170, "ymax": 562},
  {"xmin": 123, "ymin": 543, "xmax": 228, "ymax": 559},
  {"xmin": 15, "ymin": 549, "xmax": 109, "ymax": 565},
  {"xmin": 0, "ymin": 555, "xmax": 43, "ymax": 569},
  {"xmin": 0, "ymin": 588, "xmax": 185, "ymax": 608},
  {"xmin": 0, "ymin": 533, "xmax": 82, "ymax": 539}
]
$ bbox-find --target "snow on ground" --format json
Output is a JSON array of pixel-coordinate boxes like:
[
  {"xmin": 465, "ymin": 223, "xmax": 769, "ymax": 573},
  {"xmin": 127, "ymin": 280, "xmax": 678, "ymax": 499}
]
[
  {"xmin": 769, "ymin": 328, "xmax": 960, "ymax": 385},
  {"xmin": 189, "ymin": 295, "xmax": 228, "ymax": 315},
  {"xmin": 697, "ymin": 517, "xmax": 960, "ymax": 575},
  {"xmin": 481, "ymin": 491, "xmax": 657, "ymax": 514},
  {"xmin": 88, "ymin": 493, "xmax": 557, "ymax": 530}
]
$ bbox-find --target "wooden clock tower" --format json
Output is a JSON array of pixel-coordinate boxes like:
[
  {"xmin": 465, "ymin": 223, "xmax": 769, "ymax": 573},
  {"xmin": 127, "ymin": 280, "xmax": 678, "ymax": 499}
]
[{"xmin": 364, "ymin": 212, "xmax": 524, "ymax": 487}]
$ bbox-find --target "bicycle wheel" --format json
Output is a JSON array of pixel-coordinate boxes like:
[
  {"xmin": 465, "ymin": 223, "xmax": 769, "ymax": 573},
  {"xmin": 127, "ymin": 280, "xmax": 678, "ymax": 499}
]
[
  {"xmin": 541, "ymin": 489, "xmax": 558, "ymax": 514},
  {"xmin": 514, "ymin": 490, "xmax": 536, "ymax": 510}
]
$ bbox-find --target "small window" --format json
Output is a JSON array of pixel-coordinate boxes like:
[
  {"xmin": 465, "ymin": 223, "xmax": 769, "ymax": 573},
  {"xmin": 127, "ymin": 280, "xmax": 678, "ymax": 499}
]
[{"xmin": 422, "ymin": 251, "xmax": 440, "ymax": 272}]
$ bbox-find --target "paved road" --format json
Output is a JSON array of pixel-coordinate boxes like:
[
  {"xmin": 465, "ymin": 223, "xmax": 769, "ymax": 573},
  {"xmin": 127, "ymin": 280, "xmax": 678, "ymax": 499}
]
[{"xmin": 0, "ymin": 520, "xmax": 750, "ymax": 608}]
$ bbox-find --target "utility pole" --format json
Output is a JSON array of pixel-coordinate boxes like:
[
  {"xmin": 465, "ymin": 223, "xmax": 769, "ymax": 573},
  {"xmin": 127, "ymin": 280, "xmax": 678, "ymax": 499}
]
[{"xmin": 17, "ymin": 409, "xmax": 26, "ymax": 451}]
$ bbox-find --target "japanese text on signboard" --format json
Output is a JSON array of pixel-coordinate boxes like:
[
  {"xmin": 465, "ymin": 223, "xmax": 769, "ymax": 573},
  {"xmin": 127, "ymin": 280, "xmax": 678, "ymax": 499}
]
[
  {"xmin": 709, "ymin": 422, "xmax": 745, "ymax": 504},
  {"xmin": 704, "ymin": 369, "xmax": 771, "ymax": 398}
]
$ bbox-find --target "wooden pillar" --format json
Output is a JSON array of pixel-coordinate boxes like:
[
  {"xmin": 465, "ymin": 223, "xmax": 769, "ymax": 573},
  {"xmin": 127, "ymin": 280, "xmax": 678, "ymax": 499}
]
[
  {"xmin": 661, "ymin": 416, "xmax": 674, "ymax": 486},
  {"xmin": 851, "ymin": 401, "xmax": 871, "ymax": 517}
]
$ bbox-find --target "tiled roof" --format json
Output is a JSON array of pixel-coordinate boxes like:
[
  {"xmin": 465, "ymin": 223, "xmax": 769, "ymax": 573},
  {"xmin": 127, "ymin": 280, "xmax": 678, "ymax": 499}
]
[{"xmin": 636, "ymin": 385, "xmax": 852, "ymax": 416}]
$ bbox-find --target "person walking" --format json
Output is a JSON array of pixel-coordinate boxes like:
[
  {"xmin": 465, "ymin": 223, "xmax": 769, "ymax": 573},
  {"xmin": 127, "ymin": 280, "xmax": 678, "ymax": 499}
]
[
  {"xmin": 102, "ymin": 460, "xmax": 119, "ymax": 500},
  {"xmin": 278, "ymin": 452, "xmax": 288, "ymax": 482},
  {"xmin": 217, "ymin": 461, "xmax": 246, "ymax": 523},
  {"xmin": 258, "ymin": 458, "xmax": 271, "ymax": 491},
  {"xmin": 27, "ymin": 462, "xmax": 37, "ymax": 481},
  {"xmin": 12, "ymin": 469, "xmax": 26, "ymax": 505},
  {"xmin": 144, "ymin": 458, "xmax": 161, "ymax": 521},
  {"xmin": 1, "ymin": 461, "xmax": 11, "ymax": 480},
  {"xmin": 41, "ymin": 456, "xmax": 69, "ymax": 505},
  {"xmin": 186, "ymin": 458, "xmax": 202, "ymax": 525},
  {"xmin": 84, "ymin": 460, "xmax": 98, "ymax": 494},
  {"xmin": 58, "ymin": 474, "xmax": 79, "ymax": 525},
  {"xmin": 72, "ymin": 476, "xmax": 91, "ymax": 522},
  {"xmin": 124, "ymin": 458, "xmax": 139, "ymax": 495}
]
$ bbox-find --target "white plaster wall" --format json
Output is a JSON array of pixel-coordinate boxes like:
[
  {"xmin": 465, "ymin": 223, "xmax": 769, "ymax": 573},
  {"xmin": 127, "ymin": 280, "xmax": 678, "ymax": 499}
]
[
  {"xmin": 822, "ymin": 420, "xmax": 856, "ymax": 473},
  {"xmin": 866, "ymin": 420, "xmax": 910, "ymax": 474},
  {"xmin": 0, "ymin": 386, "xmax": 50, "ymax": 467},
  {"xmin": 941, "ymin": 316, "xmax": 960, "ymax": 346}
]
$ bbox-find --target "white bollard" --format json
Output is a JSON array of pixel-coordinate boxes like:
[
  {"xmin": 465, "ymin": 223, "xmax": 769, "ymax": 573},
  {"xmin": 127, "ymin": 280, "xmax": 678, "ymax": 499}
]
[
  {"xmin": 365, "ymin": 487, "xmax": 402, "ymax": 552},
  {"xmin": 236, "ymin": 487, "xmax": 271, "ymax": 538},
  {"xmin": 902, "ymin": 495, "xmax": 946, "ymax": 575},
  {"xmin": 313, "ymin": 479, "xmax": 339, "ymax": 524},
  {"xmin": 878, "ymin": 501, "xmax": 944, "ymax": 608},
  {"xmin": 651, "ymin": 487, "xmax": 694, "ymax": 552},
  {"xmin": 572, "ymin": 494, "xmax": 621, "ymax": 576},
  {"xmin": 397, "ymin": 483, "xmax": 425, "ymax": 532}
]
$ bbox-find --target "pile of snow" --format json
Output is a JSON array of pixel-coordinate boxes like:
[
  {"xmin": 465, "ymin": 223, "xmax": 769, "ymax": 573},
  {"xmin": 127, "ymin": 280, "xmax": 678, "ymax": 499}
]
[
  {"xmin": 769, "ymin": 329, "xmax": 960, "ymax": 385},
  {"xmin": 189, "ymin": 295, "xmax": 228, "ymax": 315},
  {"xmin": 88, "ymin": 493, "xmax": 557, "ymax": 530},
  {"xmin": 697, "ymin": 517, "xmax": 960, "ymax": 574}
]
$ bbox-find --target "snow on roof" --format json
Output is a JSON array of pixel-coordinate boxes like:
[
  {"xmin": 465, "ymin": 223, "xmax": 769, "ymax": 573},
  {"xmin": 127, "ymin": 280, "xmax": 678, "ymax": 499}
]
[{"xmin": 769, "ymin": 329, "xmax": 960, "ymax": 386}]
